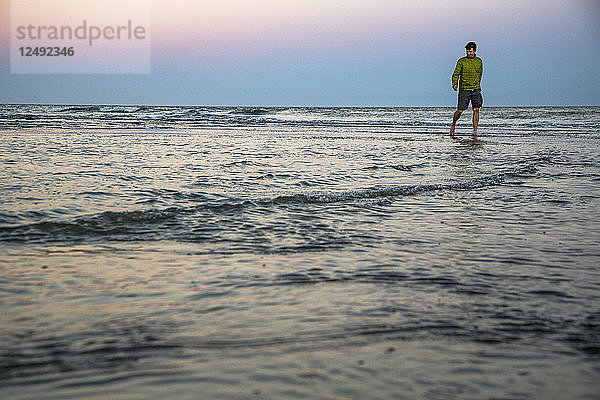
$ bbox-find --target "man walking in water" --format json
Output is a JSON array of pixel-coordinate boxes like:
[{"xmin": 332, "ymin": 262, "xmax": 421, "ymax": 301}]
[{"xmin": 450, "ymin": 42, "xmax": 483, "ymax": 136}]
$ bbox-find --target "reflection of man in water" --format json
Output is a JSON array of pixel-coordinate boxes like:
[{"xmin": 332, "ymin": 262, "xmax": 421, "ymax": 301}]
[{"xmin": 450, "ymin": 42, "xmax": 483, "ymax": 136}]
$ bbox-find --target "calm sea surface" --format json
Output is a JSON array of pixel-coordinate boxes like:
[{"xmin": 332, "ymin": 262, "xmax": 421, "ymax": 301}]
[{"xmin": 1, "ymin": 105, "xmax": 599, "ymax": 399}]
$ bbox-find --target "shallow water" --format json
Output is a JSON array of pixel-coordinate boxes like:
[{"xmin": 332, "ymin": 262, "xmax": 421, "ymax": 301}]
[{"xmin": 1, "ymin": 106, "xmax": 600, "ymax": 399}]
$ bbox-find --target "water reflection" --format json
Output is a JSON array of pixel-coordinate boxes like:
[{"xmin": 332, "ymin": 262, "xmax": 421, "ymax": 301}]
[{"xmin": 452, "ymin": 134, "xmax": 482, "ymax": 148}]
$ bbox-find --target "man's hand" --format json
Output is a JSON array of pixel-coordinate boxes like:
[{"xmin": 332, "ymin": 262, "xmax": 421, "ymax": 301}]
[{"xmin": 453, "ymin": 84, "xmax": 458, "ymax": 91}]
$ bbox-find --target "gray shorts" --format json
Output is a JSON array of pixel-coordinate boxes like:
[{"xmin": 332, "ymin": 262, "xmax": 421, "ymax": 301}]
[{"xmin": 457, "ymin": 89, "xmax": 483, "ymax": 110}]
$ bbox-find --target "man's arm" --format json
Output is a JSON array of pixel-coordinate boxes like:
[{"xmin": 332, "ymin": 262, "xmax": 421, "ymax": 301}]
[{"xmin": 452, "ymin": 59, "xmax": 462, "ymax": 91}]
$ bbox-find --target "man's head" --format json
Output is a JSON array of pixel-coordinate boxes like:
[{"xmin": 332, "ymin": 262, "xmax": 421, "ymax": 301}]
[{"xmin": 465, "ymin": 42, "xmax": 477, "ymax": 58}]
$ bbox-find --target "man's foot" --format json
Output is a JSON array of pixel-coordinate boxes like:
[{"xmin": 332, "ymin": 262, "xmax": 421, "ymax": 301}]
[{"xmin": 450, "ymin": 125, "xmax": 456, "ymax": 136}]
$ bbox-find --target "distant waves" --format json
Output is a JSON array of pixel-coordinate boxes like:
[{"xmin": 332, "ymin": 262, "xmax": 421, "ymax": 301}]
[{"xmin": 1, "ymin": 105, "xmax": 599, "ymax": 134}]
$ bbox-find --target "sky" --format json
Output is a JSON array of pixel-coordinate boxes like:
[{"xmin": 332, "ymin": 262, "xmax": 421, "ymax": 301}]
[{"xmin": 1, "ymin": 0, "xmax": 599, "ymax": 106}]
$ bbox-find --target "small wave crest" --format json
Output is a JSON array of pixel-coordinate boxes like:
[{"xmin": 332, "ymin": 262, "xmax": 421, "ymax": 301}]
[
  {"xmin": 271, "ymin": 175, "xmax": 504, "ymax": 205},
  {"xmin": 58, "ymin": 105, "xmax": 103, "ymax": 113},
  {"xmin": 231, "ymin": 107, "xmax": 272, "ymax": 115},
  {"xmin": 0, "ymin": 167, "xmax": 516, "ymax": 246}
]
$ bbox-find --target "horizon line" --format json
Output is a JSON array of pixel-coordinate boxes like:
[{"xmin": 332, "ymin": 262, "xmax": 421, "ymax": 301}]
[{"xmin": 1, "ymin": 102, "xmax": 599, "ymax": 108}]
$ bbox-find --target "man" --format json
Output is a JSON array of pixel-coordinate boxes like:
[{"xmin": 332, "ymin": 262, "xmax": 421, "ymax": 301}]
[{"xmin": 450, "ymin": 42, "xmax": 483, "ymax": 136}]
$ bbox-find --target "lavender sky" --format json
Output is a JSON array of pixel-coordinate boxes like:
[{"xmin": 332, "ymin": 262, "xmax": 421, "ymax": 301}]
[{"xmin": 1, "ymin": 0, "xmax": 599, "ymax": 106}]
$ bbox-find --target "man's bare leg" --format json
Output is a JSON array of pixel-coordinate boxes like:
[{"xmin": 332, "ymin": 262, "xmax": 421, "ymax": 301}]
[
  {"xmin": 473, "ymin": 107, "xmax": 480, "ymax": 134},
  {"xmin": 450, "ymin": 109, "xmax": 463, "ymax": 136}
]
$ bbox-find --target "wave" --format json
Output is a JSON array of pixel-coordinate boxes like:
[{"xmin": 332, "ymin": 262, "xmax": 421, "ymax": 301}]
[
  {"xmin": 2, "ymin": 105, "xmax": 598, "ymax": 133},
  {"xmin": 270, "ymin": 175, "xmax": 506, "ymax": 205},
  {"xmin": 231, "ymin": 107, "xmax": 273, "ymax": 115},
  {"xmin": 0, "ymin": 165, "xmax": 532, "ymax": 246},
  {"xmin": 58, "ymin": 105, "xmax": 103, "ymax": 113}
]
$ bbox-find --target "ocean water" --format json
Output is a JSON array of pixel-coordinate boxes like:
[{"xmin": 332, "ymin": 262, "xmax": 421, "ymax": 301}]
[{"xmin": 1, "ymin": 105, "xmax": 599, "ymax": 399}]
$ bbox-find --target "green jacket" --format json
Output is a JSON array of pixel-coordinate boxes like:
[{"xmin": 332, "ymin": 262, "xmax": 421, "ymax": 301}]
[{"xmin": 452, "ymin": 56, "xmax": 483, "ymax": 91}]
